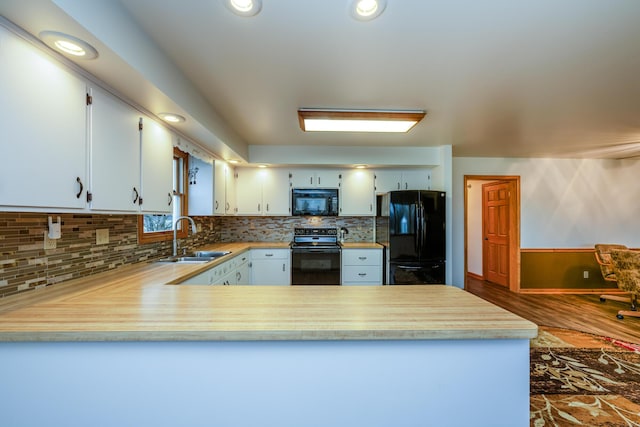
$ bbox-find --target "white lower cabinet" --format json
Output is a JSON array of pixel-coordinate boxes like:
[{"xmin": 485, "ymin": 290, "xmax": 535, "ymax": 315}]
[
  {"xmin": 341, "ymin": 248, "xmax": 383, "ymax": 285},
  {"xmin": 235, "ymin": 254, "xmax": 251, "ymax": 285},
  {"xmin": 178, "ymin": 251, "xmax": 257, "ymax": 285},
  {"xmin": 250, "ymin": 249, "xmax": 291, "ymax": 285},
  {"xmin": 179, "ymin": 264, "xmax": 220, "ymax": 285}
]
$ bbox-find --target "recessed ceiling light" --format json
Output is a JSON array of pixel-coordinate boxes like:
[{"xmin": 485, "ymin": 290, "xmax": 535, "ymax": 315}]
[
  {"xmin": 298, "ymin": 109, "xmax": 426, "ymax": 133},
  {"xmin": 355, "ymin": 165, "xmax": 367, "ymax": 169},
  {"xmin": 158, "ymin": 113, "xmax": 186, "ymax": 123},
  {"xmin": 227, "ymin": 159, "xmax": 240, "ymax": 164},
  {"xmin": 350, "ymin": 0, "xmax": 387, "ymax": 21},
  {"xmin": 223, "ymin": 0, "xmax": 262, "ymax": 17},
  {"xmin": 39, "ymin": 31, "xmax": 98, "ymax": 60}
]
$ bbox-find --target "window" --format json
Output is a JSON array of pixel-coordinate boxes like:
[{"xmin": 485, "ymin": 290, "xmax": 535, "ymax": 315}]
[{"xmin": 137, "ymin": 147, "xmax": 189, "ymax": 243}]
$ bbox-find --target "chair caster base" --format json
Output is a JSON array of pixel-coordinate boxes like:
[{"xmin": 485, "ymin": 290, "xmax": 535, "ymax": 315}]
[
  {"xmin": 600, "ymin": 297, "xmax": 606, "ymax": 302},
  {"xmin": 617, "ymin": 314, "xmax": 624, "ymax": 320}
]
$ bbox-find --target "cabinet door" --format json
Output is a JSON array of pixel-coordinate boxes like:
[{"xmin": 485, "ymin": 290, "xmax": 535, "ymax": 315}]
[
  {"xmin": 89, "ymin": 86, "xmax": 141, "ymax": 211},
  {"xmin": 225, "ymin": 165, "xmax": 237, "ymax": 215},
  {"xmin": 251, "ymin": 250, "xmax": 290, "ymax": 285},
  {"xmin": 374, "ymin": 170, "xmax": 402, "ymax": 193},
  {"xmin": 262, "ymin": 169, "xmax": 290, "ymax": 215},
  {"xmin": 315, "ymin": 170, "xmax": 340, "ymax": 188},
  {"xmin": 401, "ymin": 170, "xmax": 430, "ymax": 191},
  {"xmin": 236, "ymin": 261, "xmax": 251, "ymax": 285},
  {"xmin": 188, "ymin": 156, "xmax": 214, "ymax": 216},
  {"xmin": 289, "ymin": 169, "xmax": 340, "ymax": 188},
  {"xmin": 339, "ymin": 170, "xmax": 375, "ymax": 216},
  {"xmin": 0, "ymin": 28, "xmax": 87, "ymax": 209},
  {"xmin": 214, "ymin": 160, "xmax": 227, "ymax": 215},
  {"xmin": 288, "ymin": 169, "xmax": 315, "ymax": 188},
  {"xmin": 140, "ymin": 117, "xmax": 173, "ymax": 213},
  {"xmin": 235, "ymin": 168, "xmax": 263, "ymax": 215}
]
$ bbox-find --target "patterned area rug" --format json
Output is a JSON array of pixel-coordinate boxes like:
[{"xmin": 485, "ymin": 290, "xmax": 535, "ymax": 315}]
[{"xmin": 530, "ymin": 327, "xmax": 640, "ymax": 426}]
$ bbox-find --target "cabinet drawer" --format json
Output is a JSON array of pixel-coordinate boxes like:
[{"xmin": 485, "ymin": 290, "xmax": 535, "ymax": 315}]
[
  {"xmin": 251, "ymin": 249, "xmax": 289, "ymax": 260},
  {"xmin": 342, "ymin": 265, "xmax": 382, "ymax": 283},
  {"xmin": 342, "ymin": 249, "xmax": 382, "ymax": 266}
]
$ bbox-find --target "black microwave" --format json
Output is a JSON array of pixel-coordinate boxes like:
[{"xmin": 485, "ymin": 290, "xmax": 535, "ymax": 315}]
[{"xmin": 291, "ymin": 188, "xmax": 338, "ymax": 216}]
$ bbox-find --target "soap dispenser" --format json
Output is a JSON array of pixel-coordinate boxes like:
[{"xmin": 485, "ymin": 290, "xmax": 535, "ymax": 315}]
[{"xmin": 339, "ymin": 227, "xmax": 349, "ymax": 244}]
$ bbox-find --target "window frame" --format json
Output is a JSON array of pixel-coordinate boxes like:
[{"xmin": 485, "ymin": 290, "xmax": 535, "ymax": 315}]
[{"xmin": 137, "ymin": 147, "xmax": 189, "ymax": 244}]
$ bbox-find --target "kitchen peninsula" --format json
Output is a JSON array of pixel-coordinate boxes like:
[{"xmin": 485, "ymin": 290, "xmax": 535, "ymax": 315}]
[{"xmin": 0, "ymin": 244, "xmax": 536, "ymax": 427}]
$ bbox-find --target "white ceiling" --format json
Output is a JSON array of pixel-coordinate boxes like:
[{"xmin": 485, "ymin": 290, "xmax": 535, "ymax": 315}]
[{"xmin": 2, "ymin": 0, "xmax": 640, "ymax": 160}]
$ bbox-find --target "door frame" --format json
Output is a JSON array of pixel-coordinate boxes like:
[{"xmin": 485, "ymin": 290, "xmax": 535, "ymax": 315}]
[{"xmin": 464, "ymin": 175, "xmax": 521, "ymax": 292}]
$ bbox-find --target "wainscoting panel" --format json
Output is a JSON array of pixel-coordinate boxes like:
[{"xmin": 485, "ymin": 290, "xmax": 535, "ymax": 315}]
[{"xmin": 520, "ymin": 249, "xmax": 619, "ymax": 292}]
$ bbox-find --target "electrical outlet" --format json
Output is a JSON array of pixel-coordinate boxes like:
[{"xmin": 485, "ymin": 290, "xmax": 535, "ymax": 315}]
[
  {"xmin": 196, "ymin": 224, "xmax": 202, "ymax": 232},
  {"xmin": 44, "ymin": 233, "xmax": 57, "ymax": 250},
  {"xmin": 583, "ymin": 270, "xmax": 589, "ymax": 279},
  {"xmin": 96, "ymin": 228, "xmax": 109, "ymax": 245}
]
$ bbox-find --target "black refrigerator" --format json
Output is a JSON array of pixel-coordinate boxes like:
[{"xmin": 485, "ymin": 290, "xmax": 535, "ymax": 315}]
[{"xmin": 376, "ymin": 190, "xmax": 446, "ymax": 284}]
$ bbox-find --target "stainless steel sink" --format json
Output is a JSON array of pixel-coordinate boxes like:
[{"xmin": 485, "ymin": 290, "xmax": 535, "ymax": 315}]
[
  {"xmin": 155, "ymin": 251, "xmax": 231, "ymax": 264},
  {"xmin": 156, "ymin": 256, "xmax": 215, "ymax": 264},
  {"xmin": 194, "ymin": 250, "xmax": 231, "ymax": 258}
]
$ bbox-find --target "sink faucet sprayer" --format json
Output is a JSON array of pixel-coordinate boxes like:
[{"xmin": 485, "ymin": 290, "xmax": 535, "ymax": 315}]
[{"xmin": 173, "ymin": 216, "xmax": 198, "ymax": 256}]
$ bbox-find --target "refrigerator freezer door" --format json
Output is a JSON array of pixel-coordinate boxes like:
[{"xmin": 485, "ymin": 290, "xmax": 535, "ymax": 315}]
[{"xmin": 389, "ymin": 261, "xmax": 445, "ymax": 284}]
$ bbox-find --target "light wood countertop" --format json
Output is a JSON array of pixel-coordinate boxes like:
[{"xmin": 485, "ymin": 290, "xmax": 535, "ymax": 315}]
[
  {"xmin": 340, "ymin": 242, "xmax": 383, "ymax": 249},
  {"xmin": 0, "ymin": 242, "xmax": 536, "ymax": 342}
]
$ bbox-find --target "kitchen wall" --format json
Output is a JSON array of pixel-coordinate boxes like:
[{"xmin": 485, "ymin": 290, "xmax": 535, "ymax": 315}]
[
  {"xmin": 452, "ymin": 157, "xmax": 640, "ymax": 287},
  {"xmin": 218, "ymin": 216, "xmax": 373, "ymax": 242},
  {"xmin": 0, "ymin": 213, "xmax": 216, "ymax": 298},
  {"xmin": 0, "ymin": 212, "xmax": 373, "ymax": 298}
]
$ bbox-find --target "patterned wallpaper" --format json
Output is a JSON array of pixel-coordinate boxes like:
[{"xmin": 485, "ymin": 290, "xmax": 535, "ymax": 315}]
[{"xmin": 0, "ymin": 213, "xmax": 374, "ymax": 298}]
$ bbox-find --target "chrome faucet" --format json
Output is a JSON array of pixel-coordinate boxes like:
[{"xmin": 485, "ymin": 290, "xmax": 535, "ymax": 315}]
[{"xmin": 173, "ymin": 216, "xmax": 198, "ymax": 256}]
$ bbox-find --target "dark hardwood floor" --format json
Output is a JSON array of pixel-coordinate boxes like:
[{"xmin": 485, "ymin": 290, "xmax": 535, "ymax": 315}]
[{"xmin": 466, "ymin": 277, "xmax": 640, "ymax": 344}]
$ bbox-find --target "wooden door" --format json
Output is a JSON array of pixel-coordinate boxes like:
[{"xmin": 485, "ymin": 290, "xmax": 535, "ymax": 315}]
[{"xmin": 483, "ymin": 182, "xmax": 510, "ymax": 287}]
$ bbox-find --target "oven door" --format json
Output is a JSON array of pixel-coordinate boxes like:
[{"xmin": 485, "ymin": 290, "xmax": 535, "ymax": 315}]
[{"xmin": 291, "ymin": 247, "xmax": 341, "ymax": 285}]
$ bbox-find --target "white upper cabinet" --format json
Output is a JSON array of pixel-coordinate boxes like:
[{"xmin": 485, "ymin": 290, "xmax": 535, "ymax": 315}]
[
  {"xmin": 213, "ymin": 160, "xmax": 236, "ymax": 215},
  {"xmin": 289, "ymin": 169, "xmax": 340, "ymax": 188},
  {"xmin": 0, "ymin": 27, "xmax": 87, "ymax": 210},
  {"xmin": 235, "ymin": 168, "xmax": 263, "ymax": 215},
  {"xmin": 187, "ymin": 156, "xmax": 214, "ymax": 216},
  {"xmin": 339, "ymin": 169, "xmax": 375, "ymax": 216},
  {"xmin": 262, "ymin": 169, "xmax": 290, "ymax": 215},
  {"xmin": 374, "ymin": 169, "xmax": 431, "ymax": 193},
  {"xmin": 236, "ymin": 168, "xmax": 290, "ymax": 216},
  {"xmin": 88, "ymin": 86, "xmax": 141, "ymax": 211},
  {"xmin": 139, "ymin": 117, "xmax": 174, "ymax": 213}
]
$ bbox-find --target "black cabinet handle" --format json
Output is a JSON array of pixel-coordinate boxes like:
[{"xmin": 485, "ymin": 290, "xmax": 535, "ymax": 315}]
[
  {"xmin": 133, "ymin": 187, "xmax": 139, "ymax": 204},
  {"xmin": 168, "ymin": 193, "xmax": 172, "ymax": 206},
  {"xmin": 76, "ymin": 177, "xmax": 83, "ymax": 199}
]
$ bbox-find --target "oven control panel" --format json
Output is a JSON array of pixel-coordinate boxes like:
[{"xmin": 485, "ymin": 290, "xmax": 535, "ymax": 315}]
[{"xmin": 294, "ymin": 227, "xmax": 337, "ymax": 236}]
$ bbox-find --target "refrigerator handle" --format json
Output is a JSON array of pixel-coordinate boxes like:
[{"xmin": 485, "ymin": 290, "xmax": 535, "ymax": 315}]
[
  {"xmin": 420, "ymin": 203, "xmax": 427, "ymax": 253},
  {"xmin": 414, "ymin": 202, "xmax": 420, "ymax": 255}
]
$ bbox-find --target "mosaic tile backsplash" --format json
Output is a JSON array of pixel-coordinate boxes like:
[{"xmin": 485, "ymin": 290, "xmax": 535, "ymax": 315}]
[{"xmin": 0, "ymin": 213, "xmax": 374, "ymax": 298}]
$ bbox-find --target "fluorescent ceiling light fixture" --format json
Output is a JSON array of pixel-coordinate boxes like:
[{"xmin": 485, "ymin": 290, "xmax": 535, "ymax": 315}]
[
  {"xmin": 39, "ymin": 31, "xmax": 98, "ymax": 60},
  {"xmin": 350, "ymin": 0, "xmax": 387, "ymax": 21},
  {"xmin": 158, "ymin": 113, "xmax": 186, "ymax": 123},
  {"xmin": 223, "ymin": 0, "xmax": 262, "ymax": 16},
  {"xmin": 298, "ymin": 109, "xmax": 425, "ymax": 133}
]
